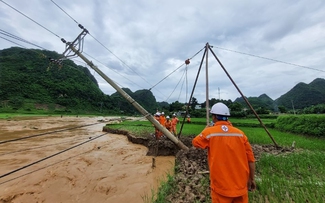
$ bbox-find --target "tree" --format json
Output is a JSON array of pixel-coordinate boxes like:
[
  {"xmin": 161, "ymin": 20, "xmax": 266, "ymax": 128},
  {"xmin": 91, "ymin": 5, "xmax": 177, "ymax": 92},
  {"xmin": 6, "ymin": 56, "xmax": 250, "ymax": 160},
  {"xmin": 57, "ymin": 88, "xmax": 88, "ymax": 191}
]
[
  {"xmin": 169, "ymin": 101, "xmax": 184, "ymax": 113},
  {"xmin": 278, "ymin": 106, "xmax": 286, "ymax": 113},
  {"xmin": 190, "ymin": 97, "xmax": 199, "ymax": 109}
]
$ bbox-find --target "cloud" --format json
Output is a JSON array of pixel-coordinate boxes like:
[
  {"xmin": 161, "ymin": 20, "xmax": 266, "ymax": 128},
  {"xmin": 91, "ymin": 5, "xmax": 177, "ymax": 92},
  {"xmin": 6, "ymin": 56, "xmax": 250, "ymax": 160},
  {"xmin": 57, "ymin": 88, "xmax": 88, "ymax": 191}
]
[{"xmin": 1, "ymin": 0, "xmax": 324, "ymax": 104}]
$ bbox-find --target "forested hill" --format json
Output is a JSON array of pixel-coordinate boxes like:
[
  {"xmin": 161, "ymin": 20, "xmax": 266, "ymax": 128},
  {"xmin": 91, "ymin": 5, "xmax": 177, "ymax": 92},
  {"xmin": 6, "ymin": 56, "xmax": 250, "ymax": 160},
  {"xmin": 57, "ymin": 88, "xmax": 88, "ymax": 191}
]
[
  {"xmin": 1, "ymin": 47, "xmax": 324, "ymax": 114},
  {"xmin": 0, "ymin": 47, "xmax": 158, "ymax": 114},
  {"xmin": 234, "ymin": 78, "xmax": 325, "ymax": 111},
  {"xmin": 275, "ymin": 78, "xmax": 325, "ymax": 109},
  {"xmin": 234, "ymin": 94, "xmax": 275, "ymax": 110}
]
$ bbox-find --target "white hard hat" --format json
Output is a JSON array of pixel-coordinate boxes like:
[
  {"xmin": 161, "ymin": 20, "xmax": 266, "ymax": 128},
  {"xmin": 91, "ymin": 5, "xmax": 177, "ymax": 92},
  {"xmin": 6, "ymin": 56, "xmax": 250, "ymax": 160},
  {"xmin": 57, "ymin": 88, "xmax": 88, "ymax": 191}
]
[
  {"xmin": 166, "ymin": 116, "xmax": 170, "ymax": 119},
  {"xmin": 162, "ymin": 112, "xmax": 165, "ymax": 115},
  {"xmin": 210, "ymin": 102, "xmax": 230, "ymax": 116},
  {"xmin": 173, "ymin": 114, "xmax": 176, "ymax": 116},
  {"xmin": 156, "ymin": 112, "xmax": 161, "ymax": 116}
]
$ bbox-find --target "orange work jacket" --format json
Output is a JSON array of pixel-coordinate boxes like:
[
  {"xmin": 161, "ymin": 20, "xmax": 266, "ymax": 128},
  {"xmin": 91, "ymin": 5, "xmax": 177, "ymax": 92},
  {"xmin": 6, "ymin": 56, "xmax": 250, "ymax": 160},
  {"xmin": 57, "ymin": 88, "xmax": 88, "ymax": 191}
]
[
  {"xmin": 192, "ymin": 121, "xmax": 255, "ymax": 197},
  {"xmin": 165, "ymin": 120, "xmax": 172, "ymax": 131},
  {"xmin": 171, "ymin": 117, "xmax": 179, "ymax": 126},
  {"xmin": 160, "ymin": 115, "xmax": 166, "ymax": 127}
]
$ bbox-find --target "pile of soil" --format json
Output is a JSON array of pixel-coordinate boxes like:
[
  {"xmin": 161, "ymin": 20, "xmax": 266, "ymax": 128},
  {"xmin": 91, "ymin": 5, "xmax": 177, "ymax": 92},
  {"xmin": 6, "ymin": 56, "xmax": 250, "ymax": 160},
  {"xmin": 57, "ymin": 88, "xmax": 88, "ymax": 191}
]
[{"xmin": 104, "ymin": 127, "xmax": 295, "ymax": 202}]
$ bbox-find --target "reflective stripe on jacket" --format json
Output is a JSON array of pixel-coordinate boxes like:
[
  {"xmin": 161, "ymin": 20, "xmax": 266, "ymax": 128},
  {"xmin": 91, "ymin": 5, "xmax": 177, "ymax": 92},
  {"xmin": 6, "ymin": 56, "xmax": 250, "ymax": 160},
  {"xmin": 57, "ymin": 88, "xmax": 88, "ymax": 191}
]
[{"xmin": 192, "ymin": 121, "xmax": 255, "ymax": 197}]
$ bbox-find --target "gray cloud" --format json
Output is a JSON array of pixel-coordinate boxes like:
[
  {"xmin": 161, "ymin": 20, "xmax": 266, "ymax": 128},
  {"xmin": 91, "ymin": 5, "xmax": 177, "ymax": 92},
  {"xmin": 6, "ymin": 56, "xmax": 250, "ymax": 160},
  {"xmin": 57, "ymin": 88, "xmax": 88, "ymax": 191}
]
[{"xmin": 1, "ymin": 0, "xmax": 324, "ymax": 104}]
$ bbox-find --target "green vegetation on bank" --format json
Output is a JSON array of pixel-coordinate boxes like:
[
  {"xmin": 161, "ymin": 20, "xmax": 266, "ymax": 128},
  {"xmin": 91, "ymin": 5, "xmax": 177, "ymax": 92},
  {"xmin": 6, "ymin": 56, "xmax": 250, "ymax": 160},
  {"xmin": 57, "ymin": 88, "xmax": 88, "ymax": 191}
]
[{"xmin": 276, "ymin": 114, "xmax": 325, "ymax": 137}]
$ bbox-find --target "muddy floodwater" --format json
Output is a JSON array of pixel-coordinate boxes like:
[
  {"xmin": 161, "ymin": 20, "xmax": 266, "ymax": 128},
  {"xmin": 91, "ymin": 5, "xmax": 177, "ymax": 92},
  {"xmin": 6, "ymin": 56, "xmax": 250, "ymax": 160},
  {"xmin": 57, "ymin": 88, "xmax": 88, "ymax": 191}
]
[{"xmin": 0, "ymin": 116, "xmax": 175, "ymax": 203}]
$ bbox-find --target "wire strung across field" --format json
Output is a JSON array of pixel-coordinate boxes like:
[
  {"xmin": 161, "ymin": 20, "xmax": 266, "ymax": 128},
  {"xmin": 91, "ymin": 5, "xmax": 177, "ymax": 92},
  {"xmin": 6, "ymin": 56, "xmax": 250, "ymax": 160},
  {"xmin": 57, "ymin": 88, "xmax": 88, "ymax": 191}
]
[
  {"xmin": 0, "ymin": 123, "xmax": 100, "ymax": 145},
  {"xmin": 0, "ymin": 134, "xmax": 96, "ymax": 156},
  {"xmin": 0, "ymin": 132, "xmax": 109, "ymax": 180}
]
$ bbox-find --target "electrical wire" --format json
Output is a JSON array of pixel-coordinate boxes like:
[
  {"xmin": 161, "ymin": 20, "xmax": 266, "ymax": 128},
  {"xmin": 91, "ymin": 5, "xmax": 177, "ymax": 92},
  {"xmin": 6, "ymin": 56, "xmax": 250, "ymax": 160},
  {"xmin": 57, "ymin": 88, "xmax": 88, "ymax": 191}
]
[
  {"xmin": 0, "ymin": 132, "xmax": 108, "ymax": 179},
  {"xmin": 212, "ymin": 46, "xmax": 325, "ymax": 73},
  {"xmin": 0, "ymin": 131, "xmax": 125, "ymax": 186},
  {"xmin": 49, "ymin": 0, "xmax": 155, "ymax": 90},
  {"xmin": 0, "ymin": 135, "xmax": 94, "ymax": 156},
  {"xmin": 149, "ymin": 47, "xmax": 205, "ymax": 91},
  {"xmin": 0, "ymin": 29, "xmax": 47, "ymax": 50},
  {"xmin": 0, "ymin": 0, "xmax": 62, "ymax": 40},
  {"xmin": 0, "ymin": 149, "xmax": 92, "ymax": 185},
  {"xmin": 0, "ymin": 123, "xmax": 99, "ymax": 145},
  {"xmin": 0, "ymin": 36, "xmax": 26, "ymax": 48},
  {"xmin": 83, "ymin": 52, "xmax": 143, "ymax": 89},
  {"xmin": 165, "ymin": 68, "xmax": 186, "ymax": 102}
]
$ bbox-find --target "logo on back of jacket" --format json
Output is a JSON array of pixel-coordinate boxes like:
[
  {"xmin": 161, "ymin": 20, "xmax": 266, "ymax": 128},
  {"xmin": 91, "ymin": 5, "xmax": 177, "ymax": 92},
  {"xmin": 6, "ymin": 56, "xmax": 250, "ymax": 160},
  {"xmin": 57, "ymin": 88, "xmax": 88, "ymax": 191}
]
[{"xmin": 221, "ymin": 125, "xmax": 228, "ymax": 132}]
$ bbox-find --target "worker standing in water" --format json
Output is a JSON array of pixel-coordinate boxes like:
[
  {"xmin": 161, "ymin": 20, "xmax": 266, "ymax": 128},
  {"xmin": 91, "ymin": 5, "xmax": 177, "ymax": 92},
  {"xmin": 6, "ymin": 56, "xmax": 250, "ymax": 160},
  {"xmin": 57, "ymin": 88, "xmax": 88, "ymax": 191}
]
[{"xmin": 171, "ymin": 114, "xmax": 179, "ymax": 135}]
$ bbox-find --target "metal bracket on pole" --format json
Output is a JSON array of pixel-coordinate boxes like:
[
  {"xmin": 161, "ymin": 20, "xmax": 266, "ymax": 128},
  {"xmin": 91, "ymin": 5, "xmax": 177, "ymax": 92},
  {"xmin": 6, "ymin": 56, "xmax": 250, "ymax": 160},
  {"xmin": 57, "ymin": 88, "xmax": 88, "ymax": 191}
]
[{"xmin": 62, "ymin": 29, "xmax": 88, "ymax": 59}]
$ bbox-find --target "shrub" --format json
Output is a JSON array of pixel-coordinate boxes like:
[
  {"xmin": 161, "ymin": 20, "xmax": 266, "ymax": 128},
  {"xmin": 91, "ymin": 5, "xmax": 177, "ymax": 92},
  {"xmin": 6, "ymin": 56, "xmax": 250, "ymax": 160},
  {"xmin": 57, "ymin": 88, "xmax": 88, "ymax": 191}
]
[{"xmin": 275, "ymin": 115, "xmax": 325, "ymax": 137}]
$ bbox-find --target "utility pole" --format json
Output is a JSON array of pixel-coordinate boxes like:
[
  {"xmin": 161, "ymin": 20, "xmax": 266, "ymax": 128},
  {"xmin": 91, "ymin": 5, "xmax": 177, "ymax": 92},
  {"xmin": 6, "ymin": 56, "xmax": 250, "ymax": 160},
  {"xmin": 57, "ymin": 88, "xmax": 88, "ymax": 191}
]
[
  {"xmin": 205, "ymin": 43, "xmax": 210, "ymax": 126},
  {"xmin": 60, "ymin": 28, "xmax": 188, "ymax": 150}
]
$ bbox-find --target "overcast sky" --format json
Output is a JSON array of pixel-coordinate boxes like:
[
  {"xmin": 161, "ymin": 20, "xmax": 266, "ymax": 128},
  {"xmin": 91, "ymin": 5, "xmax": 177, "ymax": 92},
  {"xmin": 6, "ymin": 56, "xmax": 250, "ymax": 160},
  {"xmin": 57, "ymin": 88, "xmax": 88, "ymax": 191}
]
[{"xmin": 1, "ymin": 0, "xmax": 324, "ymax": 103}]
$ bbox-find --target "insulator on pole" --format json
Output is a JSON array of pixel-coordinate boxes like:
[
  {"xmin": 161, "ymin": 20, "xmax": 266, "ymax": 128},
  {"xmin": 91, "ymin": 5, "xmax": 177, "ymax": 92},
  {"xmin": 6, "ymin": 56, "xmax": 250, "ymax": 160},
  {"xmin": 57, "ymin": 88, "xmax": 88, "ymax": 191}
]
[
  {"xmin": 78, "ymin": 24, "xmax": 84, "ymax": 29},
  {"xmin": 185, "ymin": 59, "xmax": 190, "ymax": 65},
  {"xmin": 61, "ymin": 38, "xmax": 66, "ymax": 43}
]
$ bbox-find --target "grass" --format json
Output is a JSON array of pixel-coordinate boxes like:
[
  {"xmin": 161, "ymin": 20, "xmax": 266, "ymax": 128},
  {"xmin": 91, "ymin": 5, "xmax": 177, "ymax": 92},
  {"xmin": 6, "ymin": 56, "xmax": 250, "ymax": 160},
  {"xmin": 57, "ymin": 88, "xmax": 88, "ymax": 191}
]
[
  {"xmin": 0, "ymin": 113, "xmax": 55, "ymax": 119},
  {"xmin": 106, "ymin": 117, "xmax": 325, "ymax": 203}
]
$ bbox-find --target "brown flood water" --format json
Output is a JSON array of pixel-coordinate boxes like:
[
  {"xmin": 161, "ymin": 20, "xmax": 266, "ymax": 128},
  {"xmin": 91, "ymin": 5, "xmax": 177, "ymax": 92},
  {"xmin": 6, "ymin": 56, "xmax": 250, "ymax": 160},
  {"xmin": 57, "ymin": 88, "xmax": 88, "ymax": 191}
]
[{"xmin": 0, "ymin": 116, "xmax": 175, "ymax": 203}]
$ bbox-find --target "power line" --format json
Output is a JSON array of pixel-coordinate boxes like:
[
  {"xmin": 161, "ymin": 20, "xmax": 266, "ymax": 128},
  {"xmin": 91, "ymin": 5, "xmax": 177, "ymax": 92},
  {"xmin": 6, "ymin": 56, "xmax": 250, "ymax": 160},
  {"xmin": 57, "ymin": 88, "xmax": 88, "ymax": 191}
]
[
  {"xmin": 83, "ymin": 52, "xmax": 144, "ymax": 89},
  {"xmin": 0, "ymin": 135, "xmax": 93, "ymax": 156},
  {"xmin": 0, "ymin": 29, "xmax": 46, "ymax": 50},
  {"xmin": 149, "ymin": 47, "xmax": 205, "ymax": 91},
  {"xmin": 0, "ymin": 36, "xmax": 26, "ymax": 48},
  {"xmin": 0, "ymin": 132, "xmax": 108, "ymax": 179},
  {"xmin": 0, "ymin": 0, "xmax": 62, "ymax": 40},
  {"xmin": 0, "ymin": 149, "xmax": 92, "ymax": 185},
  {"xmin": 50, "ymin": 0, "xmax": 78, "ymax": 24},
  {"xmin": 49, "ymin": 0, "xmax": 155, "ymax": 89},
  {"xmin": 165, "ymin": 67, "xmax": 186, "ymax": 102},
  {"xmin": 213, "ymin": 46, "xmax": 325, "ymax": 73},
  {"xmin": 0, "ymin": 123, "xmax": 99, "ymax": 145}
]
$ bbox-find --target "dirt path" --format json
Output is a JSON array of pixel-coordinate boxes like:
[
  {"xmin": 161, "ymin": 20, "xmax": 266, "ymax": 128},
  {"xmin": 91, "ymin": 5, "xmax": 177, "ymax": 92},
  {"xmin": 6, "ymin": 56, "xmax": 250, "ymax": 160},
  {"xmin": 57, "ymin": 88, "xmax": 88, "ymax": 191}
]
[{"xmin": 0, "ymin": 116, "xmax": 174, "ymax": 203}]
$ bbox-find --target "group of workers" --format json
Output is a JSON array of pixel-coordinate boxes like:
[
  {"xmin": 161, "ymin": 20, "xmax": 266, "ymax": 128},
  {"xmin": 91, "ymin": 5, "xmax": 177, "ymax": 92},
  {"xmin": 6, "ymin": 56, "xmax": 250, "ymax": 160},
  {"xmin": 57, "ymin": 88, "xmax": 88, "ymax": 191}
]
[{"xmin": 153, "ymin": 112, "xmax": 179, "ymax": 139}]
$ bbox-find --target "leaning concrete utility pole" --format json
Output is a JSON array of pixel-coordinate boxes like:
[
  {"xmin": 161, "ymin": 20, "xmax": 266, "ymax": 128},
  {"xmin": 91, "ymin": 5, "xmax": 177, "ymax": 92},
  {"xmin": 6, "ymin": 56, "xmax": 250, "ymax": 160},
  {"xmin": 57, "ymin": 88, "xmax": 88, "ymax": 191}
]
[{"xmin": 60, "ymin": 28, "xmax": 188, "ymax": 150}]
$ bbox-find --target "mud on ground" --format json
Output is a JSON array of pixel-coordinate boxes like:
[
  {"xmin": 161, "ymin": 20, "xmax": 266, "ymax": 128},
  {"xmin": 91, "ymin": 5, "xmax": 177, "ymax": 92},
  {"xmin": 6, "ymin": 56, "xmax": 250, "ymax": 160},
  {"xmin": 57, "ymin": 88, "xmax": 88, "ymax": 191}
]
[{"xmin": 104, "ymin": 127, "xmax": 295, "ymax": 202}]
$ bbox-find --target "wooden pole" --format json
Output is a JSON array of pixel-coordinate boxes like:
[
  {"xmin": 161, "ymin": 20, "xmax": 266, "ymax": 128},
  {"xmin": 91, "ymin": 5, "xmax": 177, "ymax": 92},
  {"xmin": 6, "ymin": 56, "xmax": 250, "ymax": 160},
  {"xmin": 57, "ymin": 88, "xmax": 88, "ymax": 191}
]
[{"xmin": 205, "ymin": 43, "xmax": 210, "ymax": 126}]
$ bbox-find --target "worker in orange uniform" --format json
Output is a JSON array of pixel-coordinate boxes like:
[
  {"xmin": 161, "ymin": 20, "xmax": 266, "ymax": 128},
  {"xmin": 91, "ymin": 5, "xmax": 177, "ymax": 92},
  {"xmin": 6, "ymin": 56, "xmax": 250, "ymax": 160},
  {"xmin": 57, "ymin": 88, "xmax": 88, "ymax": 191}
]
[
  {"xmin": 186, "ymin": 115, "xmax": 191, "ymax": 123},
  {"xmin": 171, "ymin": 114, "xmax": 179, "ymax": 135},
  {"xmin": 192, "ymin": 102, "xmax": 256, "ymax": 203},
  {"xmin": 154, "ymin": 112, "xmax": 163, "ymax": 139},
  {"xmin": 160, "ymin": 112, "xmax": 166, "ymax": 127},
  {"xmin": 164, "ymin": 116, "xmax": 172, "ymax": 132}
]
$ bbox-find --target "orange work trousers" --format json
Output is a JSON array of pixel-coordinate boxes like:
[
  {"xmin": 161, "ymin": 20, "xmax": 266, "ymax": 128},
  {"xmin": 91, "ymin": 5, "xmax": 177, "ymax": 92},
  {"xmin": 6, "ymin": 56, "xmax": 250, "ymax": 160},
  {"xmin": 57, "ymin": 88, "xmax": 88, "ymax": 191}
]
[{"xmin": 211, "ymin": 190, "xmax": 248, "ymax": 203}]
